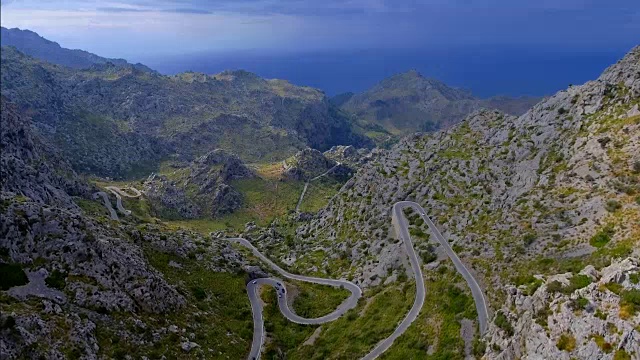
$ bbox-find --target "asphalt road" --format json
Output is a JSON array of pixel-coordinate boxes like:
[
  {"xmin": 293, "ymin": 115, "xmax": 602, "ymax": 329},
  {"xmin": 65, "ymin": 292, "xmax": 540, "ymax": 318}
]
[
  {"xmin": 229, "ymin": 199, "xmax": 490, "ymax": 360},
  {"xmin": 229, "ymin": 238, "xmax": 362, "ymax": 360},
  {"xmin": 93, "ymin": 191, "xmax": 118, "ymax": 220},
  {"xmin": 94, "ymin": 186, "xmax": 142, "ymax": 220},
  {"xmin": 419, "ymin": 205, "xmax": 489, "ymax": 334}
]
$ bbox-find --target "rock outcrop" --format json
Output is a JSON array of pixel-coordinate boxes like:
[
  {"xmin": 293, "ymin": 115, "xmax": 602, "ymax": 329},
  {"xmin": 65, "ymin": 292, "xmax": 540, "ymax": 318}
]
[
  {"xmin": 144, "ymin": 149, "xmax": 254, "ymax": 219},
  {"xmin": 283, "ymin": 148, "xmax": 339, "ymax": 181},
  {"xmin": 485, "ymin": 258, "xmax": 640, "ymax": 360}
]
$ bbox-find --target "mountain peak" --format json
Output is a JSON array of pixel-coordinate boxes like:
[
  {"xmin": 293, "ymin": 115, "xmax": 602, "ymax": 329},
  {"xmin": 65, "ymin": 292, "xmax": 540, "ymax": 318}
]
[
  {"xmin": 598, "ymin": 45, "xmax": 640, "ymax": 85},
  {"xmin": 0, "ymin": 26, "xmax": 154, "ymax": 73}
]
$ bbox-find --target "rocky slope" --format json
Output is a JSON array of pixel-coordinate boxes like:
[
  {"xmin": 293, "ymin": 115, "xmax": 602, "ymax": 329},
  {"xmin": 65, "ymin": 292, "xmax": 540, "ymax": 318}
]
[
  {"xmin": 0, "ymin": 97, "xmax": 254, "ymax": 358},
  {"xmin": 0, "ymin": 41, "xmax": 370, "ymax": 178},
  {"xmin": 0, "ymin": 27, "xmax": 154, "ymax": 72},
  {"xmin": 144, "ymin": 149, "xmax": 255, "ymax": 219},
  {"xmin": 289, "ymin": 45, "xmax": 639, "ymax": 285},
  {"xmin": 486, "ymin": 258, "xmax": 640, "ymax": 360},
  {"xmin": 341, "ymin": 70, "xmax": 540, "ymax": 135},
  {"xmin": 254, "ymin": 46, "xmax": 640, "ymax": 356}
]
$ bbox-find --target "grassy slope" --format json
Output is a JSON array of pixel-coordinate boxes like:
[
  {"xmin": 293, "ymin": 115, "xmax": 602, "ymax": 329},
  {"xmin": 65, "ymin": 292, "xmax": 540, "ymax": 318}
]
[
  {"xmin": 290, "ymin": 280, "xmax": 352, "ymax": 319},
  {"xmin": 298, "ymin": 178, "xmax": 343, "ymax": 213}
]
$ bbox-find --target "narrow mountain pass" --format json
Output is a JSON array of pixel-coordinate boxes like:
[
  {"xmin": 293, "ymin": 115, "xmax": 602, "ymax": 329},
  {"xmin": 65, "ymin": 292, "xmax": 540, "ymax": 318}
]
[
  {"xmin": 94, "ymin": 186, "xmax": 142, "ymax": 220},
  {"xmin": 231, "ymin": 200, "xmax": 489, "ymax": 359}
]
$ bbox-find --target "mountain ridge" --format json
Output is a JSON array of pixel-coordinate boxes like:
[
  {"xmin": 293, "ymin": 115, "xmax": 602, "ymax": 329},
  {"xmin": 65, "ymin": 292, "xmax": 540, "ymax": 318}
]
[
  {"xmin": 0, "ymin": 27, "xmax": 154, "ymax": 72},
  {"xmin": 340, "ymin": 69, "xmax": 541, "ymax": 135},
  {"xmin": 0, "ymin": 44, "xmax": 371, "ymax": 178}
]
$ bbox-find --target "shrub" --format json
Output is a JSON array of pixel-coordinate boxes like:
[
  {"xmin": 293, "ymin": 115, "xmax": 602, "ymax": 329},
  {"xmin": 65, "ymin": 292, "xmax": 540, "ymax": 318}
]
[
  {"xmin": 590, "ymin": 225, "xmax": 615, "ymax": 248},
  {"xmin": 621, "ymin": 289, "xmax": 640, "ymax": 315},
  {"xmin": 570, "ymin": 296, "xmax": 589, "ymax": 310},
  {"xmin": 494, "ymin": 311, "xmax": 514, "ymax": 336},
  {"xmin": 547, "ymin": 280, "xmax": 564, "ymax": 293},
  {"xmin": 472, "ymin": 339, "xmax": 486, "ymax": 356},
  {"xmin": 558, "ymin": 107, "xmax": 568, "ymax": 115},
  {"xmin": 0, "ymin": 263, "xmax": 28, "ymax": 290},
  {"xmin": 566, "ymin": 275, "xmax": 592, "ymax": 293},
  {"xmin": 1, "ymin": 316, "xmax": 16, "ymax": 330},
  {"xmin": 633, "ymin": 161, "xmax": 640, "ymax": 174},
  {"xmin": 592, "ymin": 334, "xmax": 612, "ymax": 353},
  {"xmin": 556, "ymin": 333, "xmax": 576, "ymax": 352},
  {"xmin": 45, "ymin": 270, "xmax": 67, "ymax": 290},
  {"xmin": 613, "ymin": 350, "xmax": 632, "ymax": 360},
  {"xmin": 191, "ymin": 286, "xmax": 207, "ymax": 300},
  {"xmin": 605, "ymin": 282, "xmax": 624, "ymax": 295},
  {"xmin": 605, "ymin": 200, "xmax": 622, "ymax": 213},
  {"xmin": 523, "ymin": 233, "xmax": 537, "ymax": 246}
]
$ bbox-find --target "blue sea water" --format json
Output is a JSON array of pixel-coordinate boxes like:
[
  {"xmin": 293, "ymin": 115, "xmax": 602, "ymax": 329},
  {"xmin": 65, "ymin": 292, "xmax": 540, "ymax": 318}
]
[{"xmin": 138, "ymin": 46, "xmax": 626, "ymax": 98}]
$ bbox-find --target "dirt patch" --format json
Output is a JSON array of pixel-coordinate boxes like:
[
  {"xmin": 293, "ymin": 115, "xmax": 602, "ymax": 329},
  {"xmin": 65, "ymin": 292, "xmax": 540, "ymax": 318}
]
[{"xmin": 303, "ymin": 326, "xmax": 323, "ymax": 346}]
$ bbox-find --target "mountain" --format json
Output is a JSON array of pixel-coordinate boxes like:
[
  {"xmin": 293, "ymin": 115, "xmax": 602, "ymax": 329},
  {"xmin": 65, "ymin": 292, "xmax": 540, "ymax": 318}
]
[
  {"xmin": 144, "ymin": 149, "xmax": 255, "ymax": 219},
  {"xmin": 340, "ymin": 69, "xmax": 541, "ymax": 135},
  {"xmin": 254, "ymin": 47, "xmax": 640, "ymax": 357},
  {"xmin": 0, "ymin": 27, "xmax": 154, "ymax": 72},
  {"xmin": 0, "ymin": 45, "xmax": 370, "ymax": 178},
  {"xmin": 0, "ymin": 95, "xmax": 267, "ymax": 359}
]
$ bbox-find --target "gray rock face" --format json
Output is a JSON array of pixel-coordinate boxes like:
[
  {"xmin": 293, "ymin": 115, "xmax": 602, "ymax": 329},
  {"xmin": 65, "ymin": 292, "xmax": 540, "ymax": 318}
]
[
  {"xmin": 0, "ymin": 96, "xmax": 88, "ymax": 209},
  {"xmin": 144, "ymin": 149, "xmax": 254, "ymax": 219},
  {"xmin": 485, "ymin": 258, "xmax": 640, "ymax": 360},
  {"xmin": 283, "ymin": 147, "xmax": 338, "ymax": 181},
  {"xmin": 324, "ymin": 145, "xmax": 372, "ymax": 168}
]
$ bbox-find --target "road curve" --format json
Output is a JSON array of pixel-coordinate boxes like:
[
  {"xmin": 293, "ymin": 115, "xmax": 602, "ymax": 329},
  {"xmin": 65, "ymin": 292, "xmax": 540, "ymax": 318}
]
[
  {"xmin": 94, "ymin": 186, "xmax": 142, "ymax": 220},
  {"xmin": 106, "ymin": 186, "xmax": 142, "ymax": 198},
  {"xmin": 92, "ymin": 192, "xmax": 118, "ymax": 220},
  {"xmin": 229, "ymin": 238, "xmax": 362, "ymax": 360},
  {"xmin": 419, "ymin": 206, "xmax": 489, "ymax": 334},
  {"xmin": 232, "ymin": 200, "xmax": 489, "ymax": 360},
  {"xmin": 361, "ymin": 201, "xmax": 427, "ymax": 360}
]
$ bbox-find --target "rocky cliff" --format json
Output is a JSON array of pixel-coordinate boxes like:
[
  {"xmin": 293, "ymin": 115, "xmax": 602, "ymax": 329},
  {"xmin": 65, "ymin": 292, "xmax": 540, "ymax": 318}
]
[{"xmin": 144, "ymin": 149, "xmax": 255, "ymax": 219}]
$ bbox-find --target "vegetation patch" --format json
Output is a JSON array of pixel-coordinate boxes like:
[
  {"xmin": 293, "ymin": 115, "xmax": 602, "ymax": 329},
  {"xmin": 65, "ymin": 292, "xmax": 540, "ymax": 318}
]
[
  {"xmin": 291, "ymin": 280, "xmax": 352, "ymax": 319},
  {"xmin": 589, "ymin": 224, "xmax": 616, "ymax": 248},
  {"xmin": 286, "ymin": 283, "xmax": 415, "ymax": 359},
  {"xmin": 45, "ymin": 269, "xmax": 67, "ymax": 290},
  {"xmin": 494, "ymin": 311, "xmax": 514, "ymax": 336},
  {"xmin": 380, "ymin": 271, "xmax": 478, "ymax": 359},
  {"xmin": 0, "ymin": 263, "xmax": 28, "ymax": 290},
  {"xmin": 556, "ymin": 333, "xmax": 576, "ymax": 352}
]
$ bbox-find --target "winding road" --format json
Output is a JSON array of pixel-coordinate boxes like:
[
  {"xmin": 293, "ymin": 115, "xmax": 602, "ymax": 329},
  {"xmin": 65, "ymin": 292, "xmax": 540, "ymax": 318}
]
[
  {"xmin": 93, "ymin": 186, "xmax": 142, "ymax": 220},
  {"xmin": 233, "ymin": 201, "xmax": 489, "ymax": 360},
  {"xmin": 92, "ymin": 191, "xmax": 118, "ymax": 220},
  {"xmin": 230, "ymin": 238, "xmax": 362, "ymax": 360}
]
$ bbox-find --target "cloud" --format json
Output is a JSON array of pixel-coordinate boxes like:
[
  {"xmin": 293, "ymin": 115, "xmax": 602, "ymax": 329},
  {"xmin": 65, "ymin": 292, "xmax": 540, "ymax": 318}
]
[
  {"xmin": 162, "ymin": 8, "xmax": 211, "ymax": 14},
  {"xmin": 0, "ymin": 0, "xmax": 638, "ymax": 58},
  {"xmin": 98, "ymin": 7, "xmax": 149, "ymax": 13}
]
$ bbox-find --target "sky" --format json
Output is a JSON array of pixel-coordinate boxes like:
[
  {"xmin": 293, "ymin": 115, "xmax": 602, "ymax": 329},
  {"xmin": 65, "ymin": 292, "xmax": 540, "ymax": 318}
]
[{"xmin": 1, "ymin": 0, "xmax": 639, "ymax": 96}]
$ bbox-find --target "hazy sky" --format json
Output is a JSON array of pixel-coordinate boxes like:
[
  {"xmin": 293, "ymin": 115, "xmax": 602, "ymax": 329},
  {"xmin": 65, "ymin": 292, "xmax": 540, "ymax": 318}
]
[{"xmin": 2, "ymin": 0, "xmax": 639, "ymax": 59}]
